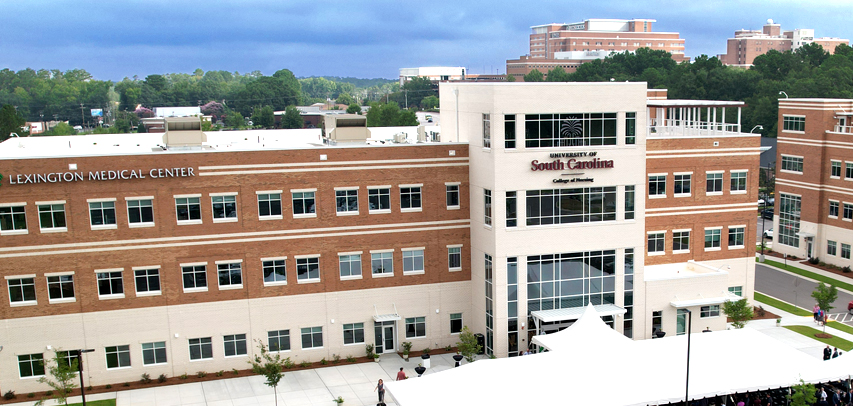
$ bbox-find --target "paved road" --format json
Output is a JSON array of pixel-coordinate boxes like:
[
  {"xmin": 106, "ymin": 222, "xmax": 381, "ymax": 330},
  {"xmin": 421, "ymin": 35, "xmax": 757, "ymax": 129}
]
[
  {"xmin": 756, "ymin": 216, "xmax": 772, "ymax": 241},
  {"xmin": 755, "ymin": 263, "xmax": 853, "ymax": 321}
]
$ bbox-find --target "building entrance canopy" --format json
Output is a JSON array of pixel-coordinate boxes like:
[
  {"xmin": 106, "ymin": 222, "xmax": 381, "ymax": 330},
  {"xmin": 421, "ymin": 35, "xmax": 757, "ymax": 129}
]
[{"xmin": 387, "ymin": 304, "xmax": 853, "ymax": 406}]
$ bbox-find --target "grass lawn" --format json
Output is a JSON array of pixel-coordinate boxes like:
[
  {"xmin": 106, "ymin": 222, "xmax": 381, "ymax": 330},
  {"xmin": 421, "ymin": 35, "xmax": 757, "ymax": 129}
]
[
  {"xmin": 784, "ymin": 325, "xmax": 853, "ymax": 351},
  {"xmin": 827, "ymin": 320, "xmax": 853, "ymax": 336},
  {"xmin": 761, "ymin": 258, "xmax": 853, "ymax": 293},
  {"xmin": 754, "ymin": 292, "xmax": 812, "ymax": 316},
  {"xmin": 66, "ymin": 399, "xmax": 116, "ymax": 406}
]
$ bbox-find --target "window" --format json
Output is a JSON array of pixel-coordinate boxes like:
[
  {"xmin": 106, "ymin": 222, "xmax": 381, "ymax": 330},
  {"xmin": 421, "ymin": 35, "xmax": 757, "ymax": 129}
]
[
  {"xmin": 142, "ymin": 342, "xmax": 167, "ymax": 365},
  {"xmin": 731, "ymin": 171, "xmax": 747, "ymax": 192},
  {"xmin": 847, "ymin": 163, "xmax": 853, "ymax": 179},
  {"xmin": 649, "ymin": 175, "xmax": 666, "ymax": 197},
  {"xmin": 371, "ymin": 252, "xmax": 393, "ymax": 275},
  {"xmin": 830, "ymin": 201, "xmax": 839, "ymax": 217},
  {"xmin": 648, "ymin": 232, "xmax": 665, "ymax": 255},
  {"xmin": 828, "ymin": 240, "xmax": 837, "ymax": 256},
  {"xmin": 182, "ymin": 264, "xmax": 207, "ymax": 290},
  {"xmin": 56, "ymin": 351, "xmax": 79, "ymax": 369},
  {"xmin": 674, "ymin": 174, "xmax": 691, "ymax": 195},
  {"xmin": 403, "ymin": 249, "xmax": 424, "ymax": 274},
  {"xmin": 625, "ymin": 112, "xmax": 636, "ymax": 144},
  {"xmin": 700, "ymin": 305, "xmax": 721, "ymax": 318},
  {"xmin": 257, "ymin": 192, "xmax": 283, "ymax": 219},
  {"xmin": 89, "ymin": 200, "xmax": 117, "ymax": 227},
  {"xmin": 47, "ymin": 274, "xmax": 74, "ymax": 301},
  {"xmin": 450, "ymin": 313, "xmax": 463, "ymax": 334},
  {"xmin": 189, "ymin": 337, "xmax": 213, "ymax": 360},
  {"xmin": 483, "ymin": 189, "xmax": 492, "ymax": 226},
  {"xmin": 505, "ymin": 114, "xmax": 516, "ymax": 148},
  {"xmin": 505, "ymin": 191, "xmax": 517, "ymax": 227},
  {"xmin": 301, "ymin": 327, "xmax": 323, "ymax": 349},
  {"xmin": 405, "ymin": 317, "xmax": 426, "ymax": 338},
  {"xmin": 224, "ymin": 334, "xmax": 247, "ymax": 357},
  {"xmin": 482, "ymin": 113, "xmax": 491, "ymax": 148},
  {"xmin": 18, "ymin": 354, "xmax": 44, "ymax": 378},
  {"xmin": 262, "ymin": 258, "xmax": 287, "ymax": 284},
  {"xmin": 845, "ymin": 203, "xmax": 853, "ymax": 220},
  {"xmin": 843, "ymin": 243, "xmax": 851, "ymax": 260},
  {"xmin": 343, "ymin": 323, "xmax": 365, "ymax": 345},
  {"xmin": 292, "ymin": 191, "xmax": 316, "ymax": 216},
  {"xmin": 783, "ymin": 116, "xmax": 805, "ymax": 132},
  {"xmin": 0, "ymin": 204, "xmax": 27, "ymax": 232},
  {"xmin": 335, "ymin": 189, "xmax": 358, "ymax": 214},
  {"xmin": 8, "ymin": 277, "xmax": 36, "ymax": 304},
  {"xmin": 268, "ymin": 330, "xmax": 290, "ymax": 352},
  {"xmin": 217, "ymin": 262, "xmax": 243, "ymax": 288},
  {"xmin": 526, "ymin": 187, "xmax": 617, "ymax": 225},
  {"xmin": 38, "ymin": 203, "xmax": 66, "ymax": 230},
  {"xmin": 728, "ymin": 226, "xmax": 745, "ymax": 247},
  {"xmin": 448, "ymin": 246, "xmax": 462, "ymax": 270},
  {"xmin": 673, "ymin": 231, "xmax": 690, "ymax": 252},
  {"xmin": 339, "ymin": 254, "xmax": 362, "ymax": 278},
  {"xmin": 175, "ymin": 197, "xmax": 201, "ymax": 222},
  {"xmin": 706, "ymin": 172, "xmax": 723, "ymax": 194},
  {"xmin": 400, "ymin": 186, "xmax": 422, "ymax": 211},
  {"xmin": 127, "ymin": 199, "xmax": 154, "ymax": 225},
  {"xmin": 97, "ymin": 271, "xmax": 124, "ymax": 297},
  {"xmin": 296, "ymin": 257, "xmax": 320, "ymax": 282},
  {"xmin": 781, "ymin": 156, "xmax": 804, "ymax": 173},
  {"xmin": 625, "ymin": 186, "xmax": 635, "ymax": 220},
  {"xmin": 446, "ymin": 184, "xmax": 460, "ymax": 209},
  {"xmin": 705, "ymin": 229, "xmax": 722, "ymax": 250},
  {"xmin": 134, "ymin": 268, "xmax": 160, "ymax": 295},
  {"xmin": 779, "ymin": 194, "xmax": 802, "ymax": 247},
  {"xmin": 831, "ymin": 161, "xmax": 842, "ymax": 178},
  {"xmin": 728, "ymin": 286, "xmax": 743, "ymax": 297},
  {"xmin": 105, "ymin": 345, "xmax": 131, "ymax": 369},
  {"xmin": 368, "ymin": 187, "xmax": 391, "ymax": 212},
  {"xmin": 211, "ymin": 195, "xmax": 237, "ymax": 221},
  {"xmin": 525, "ymin": 113, "xmax": 617, "ymax": 147}
]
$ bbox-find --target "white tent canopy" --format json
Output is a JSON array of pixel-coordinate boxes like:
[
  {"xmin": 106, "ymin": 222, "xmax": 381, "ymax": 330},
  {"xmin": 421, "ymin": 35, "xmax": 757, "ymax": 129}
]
[{"xmin": 387, "ymin": 304, "xmax": 853, "ymax": 406}]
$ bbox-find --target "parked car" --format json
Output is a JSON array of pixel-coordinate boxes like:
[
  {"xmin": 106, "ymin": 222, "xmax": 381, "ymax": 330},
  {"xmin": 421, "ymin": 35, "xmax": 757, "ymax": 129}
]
[
  {"xmin": 761, "ymin": 209, "xmax": 774, "ymax": 220},
  {"xmin": 763, "ymin": 228, "xmax": 774, "ymax": 239}
]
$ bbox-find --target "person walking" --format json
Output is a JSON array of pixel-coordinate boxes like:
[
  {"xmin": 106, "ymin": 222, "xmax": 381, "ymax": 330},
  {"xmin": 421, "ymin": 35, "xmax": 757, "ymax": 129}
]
[
  {"xmin": 815, "ymin": 304, "xmax": 822, "ymax": 323},
  {"xmin": 396, "ymin": 367, "xmax": 407, "ymax": 381},
  {"xmin": 374, "ymin": 379, "xmax": 386, "ymax": 406},
  {"xmin": 825, "ymin": 345, "xmax": 833, "ymax": 360}
]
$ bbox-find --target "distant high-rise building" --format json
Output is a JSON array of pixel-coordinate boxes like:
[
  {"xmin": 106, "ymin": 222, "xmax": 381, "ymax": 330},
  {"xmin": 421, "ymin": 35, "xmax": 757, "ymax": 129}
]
[
  {"xmin": 718, "ymin": 19, "xmax": 849, "ymax": 67},
  {"xmin": 506, "ymin": 18, "xmax": 687, "ymax": 81}
]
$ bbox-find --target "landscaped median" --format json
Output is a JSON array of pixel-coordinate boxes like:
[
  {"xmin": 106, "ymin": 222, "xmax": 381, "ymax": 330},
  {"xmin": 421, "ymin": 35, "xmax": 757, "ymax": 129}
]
[
  {"xmin": 783, "ymin": 325, "xmax": 853, "ymax": 351},
  {"xmin": 759, "ymin": 258, "xmax": 853, "ymax": 293},
  {"xmin": 754, "ymin": 292, "xmax": 812, "ymax": 316}
]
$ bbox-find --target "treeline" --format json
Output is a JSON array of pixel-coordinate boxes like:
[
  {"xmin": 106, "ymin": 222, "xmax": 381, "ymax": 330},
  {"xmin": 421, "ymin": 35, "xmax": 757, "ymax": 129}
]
[{"xmin": 521, "ymin": 44, "xmax": 853, "ymax": 137}]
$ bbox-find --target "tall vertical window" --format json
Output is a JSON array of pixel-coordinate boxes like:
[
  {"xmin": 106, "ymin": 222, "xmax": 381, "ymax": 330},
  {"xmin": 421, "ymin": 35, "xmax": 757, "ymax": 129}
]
[
  {"xmin": 97, "ymin": 271, "xmax": 124, "ymax": 297},
  {"xmin": 400, "ymin": 186, "xmax": 422, "ymax": 211},
  {"xmin": 625, "ymin": 186, "xmax": 635, "ymax": 220},
  {"xmin": 652, "ymin": 311, "xmax": 663, "ymax": 337},
  {"xmin": 335, "ymin": 189, "xmax": 358, "ymax": 214},
  {"xmin": 0, "ymin": 205, "xmax": 27, "ymax": 232},
  {"xmin": 625, "ymin": 112, "xmax": 636, "ymax": 144},
  {"xmin": 844, "ymin": 203, "xmax": 853, "ymax": 220},
  {"xmin": 343, "ymin": 323, "xmax": 365, "ymax": 345},
  {"xmin": 673, "ymin": 231, "xmax": 690, "ymax": 252},
  {"xmin": 292, "ymin": 191, "xmax": 316, "ymax": 216},
  {"xmin": 368, "ymin": 187, "xmax": 391, "ymax": 212},
  {"xmin": 301, "ymin": 327, "xmax": 323, "ymax": 349},
  {"xmin": 446, "ymin": 184, "xmax": 460, "ymax": 209},
  {"xmin": 339, "ymin": 254, "xmax": 362, "ymax": 278},
  {"xmin": 142, "ymin": 342, "xmax": 167, "ymax": 365},
  {"xmin": 211, "ymin": 195, "xmax": 237, "ymax": 220},
  {"xmin": 507, "ymin": 257, "xmax": 519, "ymax": 355},
  {"xmin": 38, "ymin": 203, "xmax": 67, "ymax": 230},
  {"xmin": 188, "ymin": 337, "xmax": 213, "ymax": 360},
  {"xmin": 847, "ymin": 163, "xmax": 853, "ymax": 179},
  {"xmin": 89, "ymin": 201, "xmax": 117, "ymax": 227},
  {"xmin": 706, "ymin": 172, "xmax": 723, "ymax": 194},
  {"xmin": 484, "ymin": 189, "xmax": 492, "ymax": 226},
  {"xmin": 828, "ymin": 240, "xmax": 837, "ymax": 256},
  {"xmin": 175, "ymin": 197, "xmax": 202, "ymax": 222},
  {"xmin": 831, "ymin": 161, "xmax": 842, "ymax": 178},
  {"xmin": 782, "ymin": 116, "xmax": 805, "ymax": 132},
  {"xmin": 829, "ymin": 201, "xmax": 839, "ymax": 218},
  {"xmin": 506, "ymin": 191, "xmax": 517, "ymax": 227},
  {"xmin": 728, "ymin": 226, "xmax": 745, "ymax": 247},
  {"xmin": 182, "ymin": 264, "xmax": 208, "ymax": 290},
  {"xmin": 674, "ymin": 174, "xmax": 691, "ymax": 196},
  {"xmin": 217, "ymin": 262, "xmax": 243, "ymax": 288},
  {"xmin": 704, "ymin": 228, "xmax": 722, "ymax": 250},
  {"xmin": 781, "ymin": 156, "xmax": 804, "ymax": 173},
  {"xmin": 482, "ymin": 113, "xmax": 491, "ymax": 148},
  {"xmin": 731, "ymin": 171, "xmax": 747, "ymax": 192},
  {"xmin": 448, "ymin": 246, "xmax": 462, "ymax": 271},
  {"xmin": 648, "ymin": 232, "xmax": 665, "ymax": 255},
  {"xmin": 262, "ymin": 258, "xmax": 287, "ymax": 284},
  {"xmin": 842, "ymin": 243, "xmax": 851, "ymax": 260},
  {"xmin": 484, "ymin": 254, "xmax": 493, "ymax": 356},
  {"xmin": 623, "ymin": 249, "xmax": 634, "ymax": 338},
  {"xmin": 648, "ymin": 175, "xmax": 666, "ymax": 197},
  {"xmin": 451, "ymin": 313, "xmax": 464, "ymax": 335},
  {"xmin": 268, "ymin": 330, "xmax": 290, "ymax": 352},
  {"xmin": 296, "ymin": 257, "xmax": 320, "ymax": 282},
  {"xmin": 127, "ymin": 199, "xmax": 154, "ymax": 225},
  {"xmin": 504, "ymin": 114, "xmax": 516, "ymax": 149},
  {"xmin": 779, "ymin": 194, "xmax": 801, "ymax": 247},
  {"xmin": 8, "ymin": 277, "xmax": 36, "ymax": 304},
  {"xmin": 134, "ymin": 268, "xmax": 161, "ymax": 294},
  {"xmin": 223, "ymin": 334, "xmax": 248, "ymax": 357},
  {"xmin": 47, "ymin": 274, "xmax": 75, "ymax": 301},
  {"xmin": 257, "ymin": 192, "xmax": 283, "ymax": 218}
]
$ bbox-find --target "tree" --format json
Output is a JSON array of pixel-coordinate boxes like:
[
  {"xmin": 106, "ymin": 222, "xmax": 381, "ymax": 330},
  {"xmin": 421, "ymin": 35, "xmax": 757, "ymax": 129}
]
[
  {"xmin": 36, "ymin": 350, "xmax": 78, "ymax": 406},
  {"xmin": 43, "ymin": 122, "xmax": 76, "ymax": 136},
  {"xmin": 788, "ymin": 379, "xmax": 817, "ymax": 406},
  {"xmin": 545, "ymin": 66, "xmax": 570, "ymax": 82},
  {"xmin": 336, "ymin": 92, "xmax": 354, "ymax": 106},
  {"xmin": 420, "ymin": 95, "xmax": 439, "ymax": 110},
  {"xmin": 225, "ymin": 111, "xmax": 244, "ymax": 128},
  {"xmin": 0, "ymin": 104, "xmax": 26, "ymax": 141},
  {"xmin": 505, "ymin": 74, "xmax": 516, "ymax": 82},
  {"xmin": 282, "ymin": 106, "xmax": 302, "ymax": 129},
  {"xmin": 200, "ymin": 101, "xmax": 225, "ymax": 116},
  {"xmin": 455, "ymin": 326, "xmax": 481, "ymax": 363},
  {"xmin": 812, "ymin": 282, "xmax": 838, "ymax": 314},
  {"xmin": 395, "ymin": 109, "xmax": 418, "ymax": 126},
  {"xmin": 346, "ymin": 103, "xmax": 362, "ymax": 114},
  {"xmin": 251, "ymin": 105, "xmax": 275, "ymax": 129},
  {"xmin": 722, "ymin": 298, "xmax": 753, "ymax": 329},
  {"xmin": 523, "ymin": 69, "xmax": 545, "ymax": 82},
  {"xmin": 248, "ymin": 341, "xmax": 287, "ymax": 406}
]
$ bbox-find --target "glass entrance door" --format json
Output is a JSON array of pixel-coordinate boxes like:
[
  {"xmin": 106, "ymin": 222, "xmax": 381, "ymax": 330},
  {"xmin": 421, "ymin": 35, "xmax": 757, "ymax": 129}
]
[
  {"xmin": 374, "ymin": 321, "xmax": 396, "ymax": 354},
  {"xmin": 384, "ymin": 325, "xmax": 394, "ymax": 353},
  {"xmin": 807, "ymin": 238, "xmax": 813, "ymax": 258},
  {"xmin": 676, "ymin": 309, "xmax": 688, "ymax": 335}
]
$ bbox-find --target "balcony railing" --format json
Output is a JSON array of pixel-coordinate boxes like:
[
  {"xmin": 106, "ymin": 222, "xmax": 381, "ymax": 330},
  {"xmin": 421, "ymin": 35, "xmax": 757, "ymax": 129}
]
[
  {"xmin": 648, "ymin": 118, "xmax": 742, "ymax": 137},
  {"xmin": 832, "ymin": 125, "xmax": 853, "ymax": 134}
]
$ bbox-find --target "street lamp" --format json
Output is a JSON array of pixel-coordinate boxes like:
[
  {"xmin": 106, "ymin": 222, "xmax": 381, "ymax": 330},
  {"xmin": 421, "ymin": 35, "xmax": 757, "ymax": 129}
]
[
  {"xmin": 76, "ymin": 349, "xmax": 95, "ymax": 406},
  {"xmin": 750, "ymin": 125, "xmax": 763, "ymax": 133},
  {"xmin": 779, "ymin": 91, "xmax": 789, "ymax": 99},
  {"xmin": 684, "ymin": 309, "xmax": 692, "ymax": 405}
]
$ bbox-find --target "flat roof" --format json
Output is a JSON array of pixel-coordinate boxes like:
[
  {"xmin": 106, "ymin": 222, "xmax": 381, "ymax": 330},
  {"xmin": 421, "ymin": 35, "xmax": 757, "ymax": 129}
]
[{"xmin": 647, "ymin": 100, "xmax": 745, "ymax": 108}]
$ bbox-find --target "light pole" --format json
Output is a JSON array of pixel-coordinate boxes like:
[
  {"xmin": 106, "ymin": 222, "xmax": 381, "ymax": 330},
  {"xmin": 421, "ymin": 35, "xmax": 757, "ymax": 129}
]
[
  {"xmin": 76, "ymin": 349, "xmax": 95, "ymax": 406},
  {"xmin": 779, "ymin": 91, "xmax": 788, "ymax": 99},
  {"xmin": 750, "ymin": 125, "xmax": 763, "ymax": 133},
  {"xmin": 684, "ymin": 309, "xmax": 692, "ymax": 405}
]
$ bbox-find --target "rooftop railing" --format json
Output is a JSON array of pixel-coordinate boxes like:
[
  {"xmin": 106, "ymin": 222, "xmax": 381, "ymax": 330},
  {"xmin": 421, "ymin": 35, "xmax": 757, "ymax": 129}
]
[{"xmin": 648, "ymin": 118, "xmax": 742, "ymax": 138}]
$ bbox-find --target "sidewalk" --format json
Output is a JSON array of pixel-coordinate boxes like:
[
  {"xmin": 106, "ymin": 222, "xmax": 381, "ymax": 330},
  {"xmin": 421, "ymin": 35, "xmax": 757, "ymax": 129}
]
[{"xmin": 7, "ymin": 353, "xmax": 475, "ymax": 406}]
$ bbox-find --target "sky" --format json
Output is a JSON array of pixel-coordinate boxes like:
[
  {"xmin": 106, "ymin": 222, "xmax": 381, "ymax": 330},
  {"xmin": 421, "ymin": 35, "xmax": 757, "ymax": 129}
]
[{"xmin": 1, "ymin": 0, "xmax": 851, "ymax": 81}]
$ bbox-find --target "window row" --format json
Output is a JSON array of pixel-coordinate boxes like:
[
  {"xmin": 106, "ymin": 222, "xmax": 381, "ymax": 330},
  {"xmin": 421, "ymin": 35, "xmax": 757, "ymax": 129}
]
[
  {"xmin": 829, "ymin": 160, "xmax": 853, "ymax": 180},
  {"xmin": 0, "ymin": 183, "xmax": 465, "ymax": 234},
  {"xmin": 6, "ymin": 247, "xmax": 465, "ymax": 305},
  {"xmin": 487, "ymin": 186, "xmax": 631, "ymax": 228},
  {"xmin": 484, "ymin": 112, "xmax": 637, "ymax": 149},
  {"xmin": 647, "ymin": 226, "xmax": 746, "ymax": 255},
  {"xmin": 828, "ymin": 200, "xmax": 853, "ymax": 221},
  {"xmin": 826, "ymin": 241, "xmax": 852, "ymax": 260},
  {"xmin": 781, "ymin": 155, "xmax": 803, "ymax": 173},
  {"xmin": 648, "ymin": 170, "xmax": 748, "ymax": 198}
]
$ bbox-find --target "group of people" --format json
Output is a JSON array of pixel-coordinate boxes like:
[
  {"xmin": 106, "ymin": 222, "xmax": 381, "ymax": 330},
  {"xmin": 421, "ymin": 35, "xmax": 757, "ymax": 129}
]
[
  {"xmin": 372, "ymin": 367, "xmax": 423, "ymax": 405},
  {"xmin": 815, "ymin": 303, "xmax": 830, "ymax": 325},
  {"xmin": 824, "ymin": 345, "xmax": 843, "ymax": 360},
  {"xmin": 731, "ymin": 392, "xmax": 775, "ymax": 406},
  {"xmin": 816, "ymin": 385, "xmax": 853, "ymax": 406}
]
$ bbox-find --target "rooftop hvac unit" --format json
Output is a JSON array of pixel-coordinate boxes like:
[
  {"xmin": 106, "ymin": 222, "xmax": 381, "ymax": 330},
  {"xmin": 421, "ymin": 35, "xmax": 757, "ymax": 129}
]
[
  {"xmin": 393, "ymin": 132, "xmax": 406, "ymax": 143},
  {"xmin": 417, "ymin": 131, "xmax": 427, "ymax": 143}
]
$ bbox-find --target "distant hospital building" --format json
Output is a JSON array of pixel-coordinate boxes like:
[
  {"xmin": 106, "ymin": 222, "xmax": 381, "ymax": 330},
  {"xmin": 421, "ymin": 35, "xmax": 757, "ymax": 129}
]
[{"xmin": 718, "ymin": 19, "xmax": 849, "ymax": 67}]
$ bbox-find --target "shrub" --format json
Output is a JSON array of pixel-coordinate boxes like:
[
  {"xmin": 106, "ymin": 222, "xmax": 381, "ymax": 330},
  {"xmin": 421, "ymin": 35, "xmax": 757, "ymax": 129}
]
[
  {"xmin": 445, "ymin": 345, "xmax": 453, "ymax": 352},
  {"xmin": 333, "ymin": 354, "xmax": 341, "ymax": 363},
  {"xmin": 123, "ymin": 383, "xmax": 130, "ymax": 387},
  {"xmin": 87, "ymin": 386, "xmax": 93, "ymax": 391},
  {"xmin": 320, "ymin": 358, "xmax": 328, "ymax": 365},
  {"xmin": 141, "ymin": 373, "xmax": 152, "ymax": 384},
  {"xmin": 196, "ymin": 371, "xmax": 207, "ymax": 378},
  {"xmin": 283, "ymin": 357, "xmax": 294, "ymax": 369},
  {"xmin": 808, "ymin": 257, "xmax": 820, "ymax": 265},
  {"xmin": 757, "ymin": 306, "xmax": 766, "ymax": 317},
  {"xmin": 365, "ymin": 344, "xmax": 375, "ymax": 358},
  {"xmin": 179, "ymin": 374, "xmax": 188, "ymax": 380},
  {"xmin": 215, "ymin": 370, "xmax": 225, "ymax": 377},
  {"xmin": 45, "ymin": 391, "xmax": 53, "ymax": 396},
  {"xmin": 231, "ymin": 368, "xmax": 239, "ymax": 375},
  {"xmin": 299, "ymin": 361, "xmax": 311, "ymax": 368},
  {"xmin": 27, "ymin": 393, "xmax": 35, "ymax": 398},
  {"xmin": 105, "ymin": 384, "xmax": 112, "ymax": 389},
  {"xmin": 3, "ymin": 390, "xmax": 15, "ymax": 400},
  {"xmin": 422, "ymin": 348, "xmax": 431, "ymax": 355},
  {"xmin": 843, "ymin": 266, "xmax": 852, "ymax": 273},
  {"xmin": 346, "ymin": 355, "xmax": 356, "ymax": 363}
]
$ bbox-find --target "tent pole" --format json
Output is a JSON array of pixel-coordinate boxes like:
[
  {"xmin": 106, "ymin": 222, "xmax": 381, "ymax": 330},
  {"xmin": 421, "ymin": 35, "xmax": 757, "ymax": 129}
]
[{"xmin": 685, "ymin": 309, "xmax": 692, "ymax": 406}]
